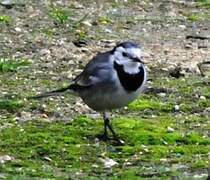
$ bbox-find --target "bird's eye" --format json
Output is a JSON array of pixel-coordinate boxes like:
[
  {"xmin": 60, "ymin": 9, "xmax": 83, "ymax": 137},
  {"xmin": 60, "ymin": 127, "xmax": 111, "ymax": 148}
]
[{"xmin": 122, "ymin": 52, "xmax": 128, "ymax": 57}]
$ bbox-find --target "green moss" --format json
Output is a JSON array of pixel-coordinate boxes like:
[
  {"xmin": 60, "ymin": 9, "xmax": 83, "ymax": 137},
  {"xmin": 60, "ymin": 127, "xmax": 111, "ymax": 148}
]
[
  {"xmin": 98, "ymin": 16, "xmax": 113, "ymax": 25},
  {"xmin": 1, "ymin": 66, "xmax": 210, "ymax": 178},
  {"xmin": 114, "ymin": 169, "xmax": 140, "ymax": 180},
  {"xmin": 0, "ymin": 15, "xmax": 12, "ymax": 24},
  {"xmin": 75, "ymin": 29, "xmax": 88, "ymax": 41},
  {"xmin": 49, "ymin": 6, "xmax": 69, "ymax": 25},
  {"xmin": 0, "ymin": 99, "xmax": 23, "ymax": 111},
  {"xmin": 0, "ymin": 58, "xmax": 31, "ymax": 72},
  {"xmin": 199, "ymin": 99, "xmax": 210, "ymax": 108},
  {"xmin": 191, "ymin": 160, "xmax": 209, "ymax": 169},
  {"xmin": 164, "ymin": 132, "xmax": 210, "ymax": 145},
  {"xmin": 198, "ymin": 0, "xmax": 210, "ymax": 8},
  {"xmin": 128, "ymin": 97, "xmax": 173, "ymax": 113},
  {"xmin": 41, "ymin": 28, "xmax": 55, "ymax": 40},
  {"xmin": 0, "ymin": 115, "xmax": 209, "ymax": 178},
  {"xmin": 187, "ymin": 14, "xmax": 201, "ymax": 22}
]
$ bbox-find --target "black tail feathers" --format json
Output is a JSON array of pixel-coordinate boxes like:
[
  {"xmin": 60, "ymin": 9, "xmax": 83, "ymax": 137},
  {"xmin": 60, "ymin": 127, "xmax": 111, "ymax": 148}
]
[{"xmin": 28, "ymin": 85, "xmax": 72, "ymax": 99}]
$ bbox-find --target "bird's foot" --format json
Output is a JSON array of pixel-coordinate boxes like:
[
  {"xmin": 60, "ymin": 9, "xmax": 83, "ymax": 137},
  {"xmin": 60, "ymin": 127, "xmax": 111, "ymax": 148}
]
[
  {"xmin": 97, "ymin": 133, "xmax": 110, "ymax": 141},
  {"xmin": 97, "ymin": 133, "xmax": 125, "ymax": 146}
]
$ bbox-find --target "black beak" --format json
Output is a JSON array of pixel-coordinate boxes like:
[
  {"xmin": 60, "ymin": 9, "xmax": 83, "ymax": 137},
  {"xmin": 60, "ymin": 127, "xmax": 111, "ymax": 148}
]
[
  {"xmin": 132, "ymin": 57, "xmax": 144, "ymax": 64},
  {"xmin": 122, "ymin": 52, "xmax": 144, "ymax": 63}
]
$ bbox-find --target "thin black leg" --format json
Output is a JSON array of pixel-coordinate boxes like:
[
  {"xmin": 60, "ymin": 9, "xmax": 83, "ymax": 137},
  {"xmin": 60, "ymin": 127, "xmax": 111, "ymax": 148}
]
[
  {"xmin": 104, "ymin": 118, "xmax": 108, "ymax": 137},
  {"xmin": 103, "ymin": 112, "xmax": 124, "ymax": 145},
  {"xmin": 105, "ymin": 118, "xmax": 117, "ymax": 138},
  {"xmin": 96, "ymin": 112, "xmax": 109, "ymax": 141},
  {"xmin": 97, "ymin": 112, "xmax": 124, "ymax": 145},
  {"xmin": 102, "ymin": 116, "xmax": 108, "ymax": 140}
]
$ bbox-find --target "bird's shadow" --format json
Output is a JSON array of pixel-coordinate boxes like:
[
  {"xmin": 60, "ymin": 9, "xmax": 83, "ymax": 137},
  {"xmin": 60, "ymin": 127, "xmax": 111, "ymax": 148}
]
[{"xmin": 86, "ymin": 133, "xmax": 125, "ymax": 146}]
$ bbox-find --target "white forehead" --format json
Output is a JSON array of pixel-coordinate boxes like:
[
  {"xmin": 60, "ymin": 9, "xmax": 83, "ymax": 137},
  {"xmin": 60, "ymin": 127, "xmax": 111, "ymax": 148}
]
[{"xmin": 115, "ymin": 46, "xmax": 142, "ymax": 57}]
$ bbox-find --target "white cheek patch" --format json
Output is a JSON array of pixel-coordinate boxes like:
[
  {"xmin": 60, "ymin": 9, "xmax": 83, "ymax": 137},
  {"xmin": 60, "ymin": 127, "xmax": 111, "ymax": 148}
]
[
  {"xmin": 113, "ymin": 46, "xmax": 143, "ymax": 74},
  {"xmin": 114, "ymin": 47, "xmax": 125, "ymax": 63},
  {"xmin": 127, "ymin": 48, "xmax": 142, "ymax": 59},
  {"xmin": 123, "ymin": 62, "xmax": 141, "ymax": 74}
]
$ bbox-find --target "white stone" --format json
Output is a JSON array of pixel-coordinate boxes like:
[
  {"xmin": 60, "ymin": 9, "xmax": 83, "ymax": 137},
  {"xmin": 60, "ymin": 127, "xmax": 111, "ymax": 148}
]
[
  {"xmin": 0, "ymin": 155, "xmax": 14, "ymax": 164},
  {"xmin": 100, "ymin": 158, "xmax": 118, "ymax": 168},
  {"xmin": 167, "ymin": 126, "xmax": 175, "ymax": 133},
  {"xmin": 174, "ymin": 105, "xmax": 180, "ymax": 111},
  {"xmin": 82, "ymin": 20, "xmax": 92, "ymax": 27},
  {"xmin": 14, "ymin": 27, "xmax": 21, "ymax": 32},
  {"xmin": 157, "ymin": 93, "xmax": 166, "ymax": 97},
  {"xmin": 200, "ymin": 96, "xmax": 206, "ymax": 100}
]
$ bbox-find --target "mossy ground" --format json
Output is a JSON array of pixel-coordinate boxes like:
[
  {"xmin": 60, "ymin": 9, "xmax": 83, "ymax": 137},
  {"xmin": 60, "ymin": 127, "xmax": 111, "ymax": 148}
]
[{"xmin": 0, "ymin": 67, "xmax": 209, "ymax": 179}]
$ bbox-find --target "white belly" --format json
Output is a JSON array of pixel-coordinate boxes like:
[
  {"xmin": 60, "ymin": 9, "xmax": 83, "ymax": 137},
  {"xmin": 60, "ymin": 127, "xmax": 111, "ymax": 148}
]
[{"xmin": 80, "ymin": 65, "xmax": 147, "ymax": 111}]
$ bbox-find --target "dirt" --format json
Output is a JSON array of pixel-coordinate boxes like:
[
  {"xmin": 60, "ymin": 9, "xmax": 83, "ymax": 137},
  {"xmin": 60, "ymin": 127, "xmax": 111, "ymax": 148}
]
[{"xmin": 0, "ymin": 0, "xmax": 210, "ymax": 179}]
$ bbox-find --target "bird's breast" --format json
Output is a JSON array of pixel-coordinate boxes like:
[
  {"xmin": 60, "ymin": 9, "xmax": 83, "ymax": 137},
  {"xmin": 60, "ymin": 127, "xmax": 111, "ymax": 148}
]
[{"xmin": 113, "ymin": 61, "xmax": 146, "ymax": 92}]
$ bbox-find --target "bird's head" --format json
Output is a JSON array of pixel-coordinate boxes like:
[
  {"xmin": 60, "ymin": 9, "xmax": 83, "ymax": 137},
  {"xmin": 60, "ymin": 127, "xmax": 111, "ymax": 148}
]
[{"xmin": 111, "ymin": 42, "xmax": 144, "ymax": 73}]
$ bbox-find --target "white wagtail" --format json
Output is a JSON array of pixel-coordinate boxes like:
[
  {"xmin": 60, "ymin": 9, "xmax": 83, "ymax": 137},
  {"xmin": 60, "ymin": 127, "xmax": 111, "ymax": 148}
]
[{"xmin": 32, "ymin": 42, "xmax": 147, "ymax": 143}]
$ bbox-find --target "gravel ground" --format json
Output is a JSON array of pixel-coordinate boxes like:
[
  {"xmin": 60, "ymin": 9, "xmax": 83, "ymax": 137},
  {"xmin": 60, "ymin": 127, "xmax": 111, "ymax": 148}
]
[{"xmin": 0, "ymin": 0, "xmax": 210, "ymax": 179}]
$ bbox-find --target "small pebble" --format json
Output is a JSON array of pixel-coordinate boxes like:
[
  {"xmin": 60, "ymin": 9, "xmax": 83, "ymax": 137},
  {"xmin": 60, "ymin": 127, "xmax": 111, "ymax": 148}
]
[
  {"xmin": 43, "ymin": 156, "xmax": 52, "ymax": 162},
  {"xmin": 92, "ymin": 164, "xmax": 99, "ymax": 168},
  {"xmin": 14, "ymin": 27, "xmax": 22, "ymax": 32},
  {"xmin": 179, "ymin": 25, "xmax": 186, "ymax": 29},
  {"xmin": 39, "ymin": 49, "xmax": 51, "ymax": 56},
  {"xmin": 157, "ymin": 92, "xmax": 166, "ymax": 97},
  {"xmin": 167, "ymin": 126, "xmax": 175, "ymax": 133},
  {"xmin": 82, "ymin": 20, "xmax": 92, "ymax": 27},
  {"xmin": 174, "ymin": 105, "xmax": 180, "ymax": 111},
  {"xmin": 41, "ymin": 113, "xmax": 48, "ymax": 118},
  {"xmin": 104, "ymin": 28, "xmax": 112, "ymax": 33},
  {"xmin": 123, "ymin": 161, "xmax": 132, "ymax": 166},
  {"xmin": 193, "ymin": 174, "xmax": 208, "ymax": 179},
  {"xmin": 0, "ymin": 155, "xmax": 14, "ymax": 164},
  {"xmin": 200, "ymin": 96, "xmax": 206, "ymax": 100},
  {"xmin": 99, "ymin": 158, "xmax": 118, "ymax": 168},
  {"xmin": 160, "ymin": 158, "xmax": 167, "ymax": 162},
  {"xmin": 185, "ymin": 43, "xmax": 193, "ymax": 49}
]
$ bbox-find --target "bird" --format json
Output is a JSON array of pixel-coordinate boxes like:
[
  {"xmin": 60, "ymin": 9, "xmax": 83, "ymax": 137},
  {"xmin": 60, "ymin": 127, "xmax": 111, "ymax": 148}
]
[{"xmin": 31, "ymin": 41, "xmax": 147, "ymax": 144}]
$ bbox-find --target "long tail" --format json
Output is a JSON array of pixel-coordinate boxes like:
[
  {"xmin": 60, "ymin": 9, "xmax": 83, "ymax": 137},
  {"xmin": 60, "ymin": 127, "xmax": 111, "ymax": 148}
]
[{"xmin": 28, "ymin": 85, "xmax": 72, "ymax": 99}]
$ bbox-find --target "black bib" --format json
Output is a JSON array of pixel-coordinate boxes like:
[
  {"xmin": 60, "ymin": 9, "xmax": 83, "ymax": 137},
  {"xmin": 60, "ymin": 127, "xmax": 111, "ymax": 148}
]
[{"xmin": 114, "ymin": 61, "xmax": 145, "ymax": 92}]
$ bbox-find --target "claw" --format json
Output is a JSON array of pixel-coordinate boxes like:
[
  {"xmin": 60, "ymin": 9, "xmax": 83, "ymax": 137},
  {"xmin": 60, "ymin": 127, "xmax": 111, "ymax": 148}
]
[{"xmin": 97, "ymin": 133, "xmax": 110, "ymax": 141}]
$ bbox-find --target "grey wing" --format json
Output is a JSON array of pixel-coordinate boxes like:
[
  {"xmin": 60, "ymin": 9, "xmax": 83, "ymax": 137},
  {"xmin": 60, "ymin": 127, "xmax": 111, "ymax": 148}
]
[{"xmin": 70, "ymin": 52, "xmax": 115, "ymax": 91}]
